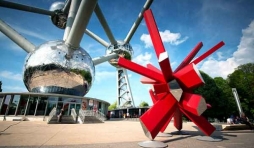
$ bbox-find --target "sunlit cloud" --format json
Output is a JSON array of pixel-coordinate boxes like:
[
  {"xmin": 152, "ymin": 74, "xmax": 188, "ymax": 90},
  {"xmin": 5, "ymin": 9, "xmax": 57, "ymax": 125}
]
[
  {"xmin": 200, "ymin": 20, "xmax": 254, "ymax": 78},
  {"xmin": 0, "ymin": 71, "xmax": 22, "ymax": 81},
  {"xmin": 133, "ymin": 52, "xmax": 152, "ymax": 66},
  {"xmin": 140, "ymin": 30, "xmax": 188, "ymax": 48}
]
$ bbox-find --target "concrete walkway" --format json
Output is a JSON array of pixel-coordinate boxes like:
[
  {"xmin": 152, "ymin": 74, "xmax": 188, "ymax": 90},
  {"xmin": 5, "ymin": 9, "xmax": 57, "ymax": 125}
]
[{"xmin": 0, "ymin": 120, "xmax": 253, "ymax": 148}]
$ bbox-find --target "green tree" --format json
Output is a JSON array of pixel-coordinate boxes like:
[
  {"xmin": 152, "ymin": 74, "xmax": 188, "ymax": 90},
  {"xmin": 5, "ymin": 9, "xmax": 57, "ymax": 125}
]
[
  {"xmin": 227, "ymin": 63, "xmax": 254, "ymax": 117},
  {"xmin": 194, "ymin": 71, "xmax": 226, "ymax": 121},
  {"xmin": 108, "ymin": 101, "xmax": 117, "ymax": 110},
  {"xmin": 214, "ymin": 77, "xmax": 237, "ymax": 117},
  {"xmin": 139, "ymin": 101, "xmax": 149, "ymax": 107}
]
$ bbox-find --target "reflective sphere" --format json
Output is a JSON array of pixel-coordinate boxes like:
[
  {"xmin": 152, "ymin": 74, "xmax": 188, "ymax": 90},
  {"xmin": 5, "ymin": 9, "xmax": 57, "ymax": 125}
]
[
  {"xmin": 49, "ymin": 2, "xmax": 65, "ymax": 12},
  {"xmin": 23, "ymin": 40, "xmax": 95, "ymax": 96},
  {"xmin": 49, "ymin": 2, "xmax": 67, "ymax": 29},
  {"xmin": 106, "ymin": 41, "xmax": 133, "ymax": 67}
]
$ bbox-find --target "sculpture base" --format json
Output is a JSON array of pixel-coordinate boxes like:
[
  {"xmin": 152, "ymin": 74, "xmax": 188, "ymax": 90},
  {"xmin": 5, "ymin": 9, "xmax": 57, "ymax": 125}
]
[
  {"xmin": 196, "ymin": 136, "xmax": 222, "ymax": 142},
  {"xmin": 138, "ymin": 140, "xmax": 167, "ymax": 148}
]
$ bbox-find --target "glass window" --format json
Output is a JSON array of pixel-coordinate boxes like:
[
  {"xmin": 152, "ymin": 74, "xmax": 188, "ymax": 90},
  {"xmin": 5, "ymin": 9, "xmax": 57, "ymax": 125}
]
[
  {"xmin": 35, "ymin": 97, "xmax": 47, "ymax": 116},
  {"xmin": 8, "ymin": 95, "xmax": 20, "ymax": 115},
  {"xmin": 48, "ymin": 96, "xmax": 58, "ymax": 101},
  {"xmin": 46, "ymin": 101, "xmax": 57, "ymax": 115},
  {"xmin": 68, "ymin": 103, "xmax": 75, "ymax": 115},
  {"xmin": 75, "ymin": 104, "xmax": 81, "ymax": 114},
  {"xmin": 16, "ymin": 95, "xmax": 29, "ymax": 115},
  {"xmin": 62, "ymin": 97, "xmax": 81, "ymax": 103},
  {"xmin": 27, "ymin": 96, "xmax": 38, "ymax": 115},
  {"xmin": 0, "ymin": 95, "xmax": 12, "ymax": 115}
]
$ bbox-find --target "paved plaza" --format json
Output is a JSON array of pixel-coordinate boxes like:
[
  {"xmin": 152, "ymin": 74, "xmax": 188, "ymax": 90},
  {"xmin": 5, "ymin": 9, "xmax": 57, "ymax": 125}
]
[{"xmin": 0, "ymin": 120, "xmax": 253, "ymax": 148}]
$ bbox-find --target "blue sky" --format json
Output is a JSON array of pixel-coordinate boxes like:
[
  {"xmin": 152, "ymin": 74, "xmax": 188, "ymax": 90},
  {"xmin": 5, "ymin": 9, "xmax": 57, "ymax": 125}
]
[{"xmin": 0, "ymin": 0, "xmax": 254, "ymax": 106}]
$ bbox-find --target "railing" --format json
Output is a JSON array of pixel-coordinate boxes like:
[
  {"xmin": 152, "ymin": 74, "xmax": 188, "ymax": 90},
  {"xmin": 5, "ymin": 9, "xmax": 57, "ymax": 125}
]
[
  {"xmin": 47, "ymin": 107, "xmax": 56, "ymax": 123},
  {"xmin": 77, "ymin": 110, "xmax": 107, "ymax": 123},
  {"xmin": 96, "ymin": 111, "xmax": 107, "ymax": 121},
  {"xmin": 71, "ymin": 108, "xmax": 77, "ymax": 123},
  {"xmin": 82, "ymin": 110, "xmax": 107, "ymax": 121},
  {"xmin": 83, "ymin": 110, "xmax": 93, "ymax": 116},
  {"xmin": 79, "ymin": 109, "xmax": 85, "ymax": 123}
]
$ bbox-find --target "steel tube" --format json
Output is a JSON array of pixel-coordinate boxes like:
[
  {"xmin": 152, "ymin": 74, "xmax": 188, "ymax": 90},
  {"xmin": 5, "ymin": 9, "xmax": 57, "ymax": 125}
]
[
  {"xmin": 85, "ymin": 29, "xmax": 109, "ymax": 47},
  {"xmin": 94, "ymin": 4, "xmax": 117, "ymax": 45},
  {"xmin": 65, "ymin": 0, "xmax": 98, "ymax": 49},
  {"xmin": 0, "ymin": 0, "xmax": 54, "ymax": 16},
  {"xmin": 0, "ymin": 20, "xmax": 35, "ymax": 53},
  {"xmin": 124, "ymin": 0, "xmax": 153, "ymax": 43},
  {"xmin": 92, "ymin": 53, "xmax": 118, "ymax": 66},
  {"xmin": 63, "ymin": 0, "xmax": 81, "ymax": 41}
]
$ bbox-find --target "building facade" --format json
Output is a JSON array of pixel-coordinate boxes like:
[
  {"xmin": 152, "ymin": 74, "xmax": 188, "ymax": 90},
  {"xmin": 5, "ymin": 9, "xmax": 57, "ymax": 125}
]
[{"xmin": 0, "ymin": 92, "xmax": 109, "ymax": 119}]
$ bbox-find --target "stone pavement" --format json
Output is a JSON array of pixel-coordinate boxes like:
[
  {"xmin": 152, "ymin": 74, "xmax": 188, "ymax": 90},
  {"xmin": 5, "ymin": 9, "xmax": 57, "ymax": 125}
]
[{"xmin": 0, "ymin": 120, "xmax": 253, "ymax": 148}]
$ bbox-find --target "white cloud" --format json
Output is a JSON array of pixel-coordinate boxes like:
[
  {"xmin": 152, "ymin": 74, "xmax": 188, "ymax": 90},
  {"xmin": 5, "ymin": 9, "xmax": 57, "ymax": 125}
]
[
  {"xmin": 199, "ymin": 20, "xmax": 254, "ymax": 78},
  {"xmin": 140, "ymin": 30, "xmax": 188, "ymax": 48},
  {"xmin": 216, "ymin": 52, "xmax": 224, "ymax": 60},
  {"xmin": 133, "ymin": 52, "xmax": 152, "ymax": 66},
  {"xmin": 0, "ymin": 71, "xmax": 22, "ymax": 81}
]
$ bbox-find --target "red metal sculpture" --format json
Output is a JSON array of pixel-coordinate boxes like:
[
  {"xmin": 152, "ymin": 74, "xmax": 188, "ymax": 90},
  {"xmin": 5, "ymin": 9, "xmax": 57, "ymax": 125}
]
[{"xmin": 118, "ymin": 9, "xmax": 225, "ymax": 140}]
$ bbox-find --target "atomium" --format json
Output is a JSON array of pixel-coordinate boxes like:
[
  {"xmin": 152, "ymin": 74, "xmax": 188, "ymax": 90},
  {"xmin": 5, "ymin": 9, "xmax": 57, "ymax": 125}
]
[
  {"xmin": 0, "ymin": 0, "xmax": 152, "ymax": 106},
  {"xmin": 23, "ymin": 40, "xmax": 95, "ymax": 96}
]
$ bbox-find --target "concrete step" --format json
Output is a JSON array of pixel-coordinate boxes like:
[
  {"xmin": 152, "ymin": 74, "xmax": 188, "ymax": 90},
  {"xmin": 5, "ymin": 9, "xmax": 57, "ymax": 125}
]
[
  {"xmin": 84, "ymin": 116, "xmax": 103, "ymax": 124},
  {"xmin": 48, "ymin": 115, "xmax": 76, "ymax": 124}
]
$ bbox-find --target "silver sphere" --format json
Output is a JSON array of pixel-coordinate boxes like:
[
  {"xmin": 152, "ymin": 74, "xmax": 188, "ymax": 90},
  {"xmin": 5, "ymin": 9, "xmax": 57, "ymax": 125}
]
[
  {"xmin": 49, "ymin": 2, "xmax": 65, "ymax": 12},
  {"xmin": 106, "ymin": 41, "xmax": 133, "ymax": 67},
  {"xmin": 23, "ymin": 40, "xmax": 95, "ymax": 96},
  {"xmin": 49, "ymin": 2, "xmax": 67, "ymax": 29}
]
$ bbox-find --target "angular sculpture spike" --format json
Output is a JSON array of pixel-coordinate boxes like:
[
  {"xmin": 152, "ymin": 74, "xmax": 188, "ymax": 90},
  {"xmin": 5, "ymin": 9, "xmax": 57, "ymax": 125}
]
[
  {"xmin": 140, "ymin": 93, "xmax": 177, "ymax": 140},
  {"xmin": 158, "ymin": 51, "xmax": 173, "ymax": 81},
  {"xmin": 118, "ymin": 57, "xmax": 165, "ymax": 83},
  {"xmin": 143, "ymin": 9, "xmax": 166, "ymax": 59},
  {"xmin": 140, "ymin": 76, "xmax": 159, "ymax": 84},
  {"xmin": 180, "ymin": 92, "xmax": 207, "ymax": 116},
  {"xmin": 173, "ymin": 107, "xmax": 183, "ymax": 131},
  {"xmin": 146, "ymin": 64, "xmax": 162, "ymax": 74},
  {"xmin": 179, "ymin": 108, "xmax": 216, "ymax": 136},
  {"xmin": 191, "ymin": 41, "xmax": 225, "ymax": 65},
  {"xmin": 173, "ymin": 63, "xmax": 204, "ymax": 90},
  {"xmin": 175, "ymin": 42, "xmax": 203, "ymax": 72}
]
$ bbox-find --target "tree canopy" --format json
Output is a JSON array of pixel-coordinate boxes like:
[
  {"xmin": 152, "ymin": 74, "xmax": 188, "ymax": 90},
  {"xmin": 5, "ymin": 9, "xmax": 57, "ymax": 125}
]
[
  {"xmin": 108, "ymin": 101, "xmax": 117, "ymax": 110},
  {"xmin": 139, "ymin": 101, "xmax": 149, "ymax": 107},
  {"xmin": 193, "ymin": 63, "xmax": 254, "ymax": 121},
  {"xmin": 193, "ymin": 71, "xmax": 232, "ymax": 121},
  {"xmin": 227, "ymin": 63, "xmax": 254, "ymax": 117}
]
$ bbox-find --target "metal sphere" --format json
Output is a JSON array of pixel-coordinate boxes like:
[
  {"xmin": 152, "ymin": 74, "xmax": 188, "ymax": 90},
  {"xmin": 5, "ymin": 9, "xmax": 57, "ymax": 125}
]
[
  {"xmin": 23, "ymin": 40, "xmax": 95, "ymax": 96},
  {"xmin": 106, "ymin": 41, "xmax": 133, "ymax": 67},
  {"xmin": 49, "ymin": 2, "xmax": 65, "ymax": 12},
  {"xmin": 49, "ymin": 2, "xmax": 67, "ymax": 29}
]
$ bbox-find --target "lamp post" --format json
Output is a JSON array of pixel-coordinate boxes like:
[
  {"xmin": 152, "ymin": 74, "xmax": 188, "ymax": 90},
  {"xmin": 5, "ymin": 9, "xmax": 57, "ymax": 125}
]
[{"xmin": 232, "ymin": 88, "xmax": 243, "ymax": 116}]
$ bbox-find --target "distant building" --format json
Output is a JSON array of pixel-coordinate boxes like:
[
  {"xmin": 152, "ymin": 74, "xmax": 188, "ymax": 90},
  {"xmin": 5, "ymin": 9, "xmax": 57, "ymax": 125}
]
[{"xmin": 0, "ymin": 92, "xmax": 109, "ymax": 121}]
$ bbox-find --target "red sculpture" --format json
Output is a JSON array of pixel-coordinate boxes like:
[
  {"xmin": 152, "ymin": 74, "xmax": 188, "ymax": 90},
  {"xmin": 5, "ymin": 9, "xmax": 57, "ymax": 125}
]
[{"xmin": 118, "ymin": 9, "xmax": 225, "ymax": 140}]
